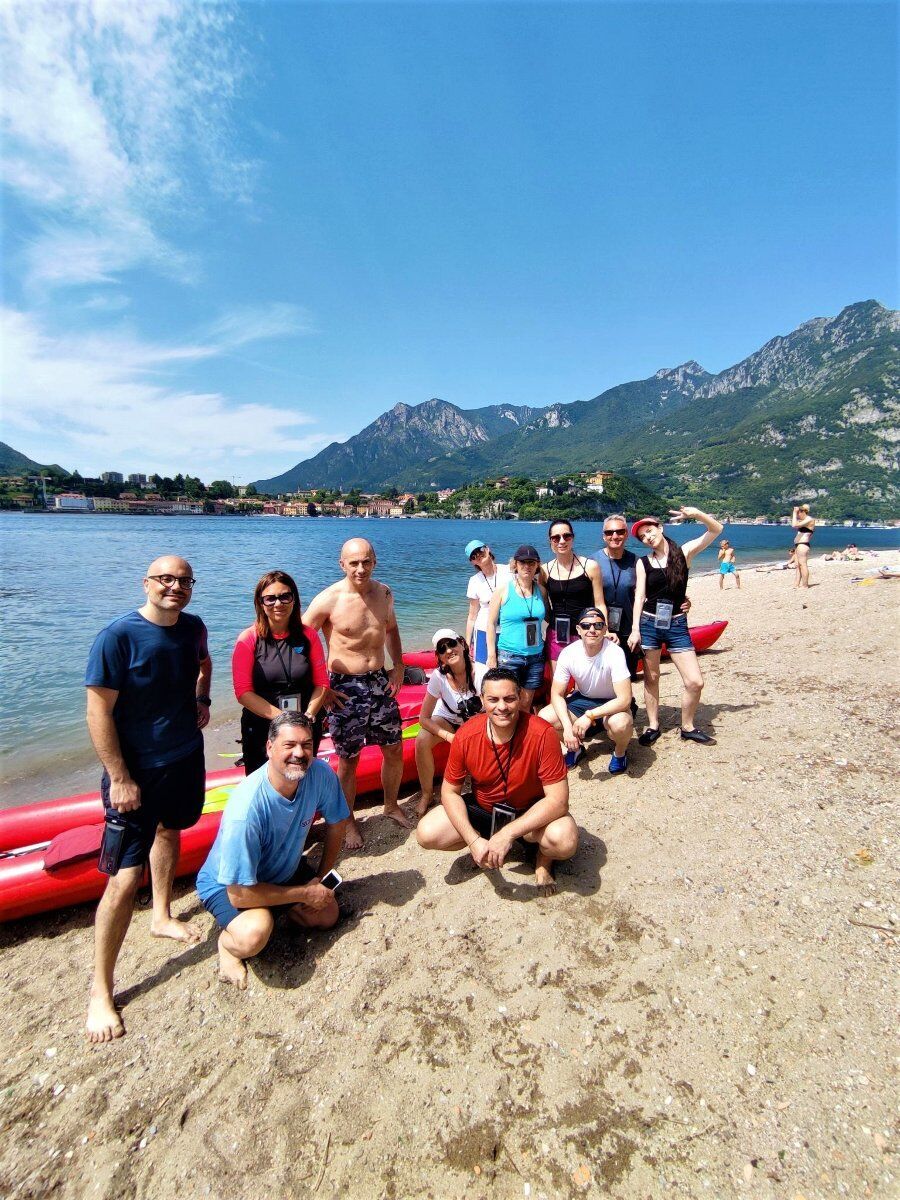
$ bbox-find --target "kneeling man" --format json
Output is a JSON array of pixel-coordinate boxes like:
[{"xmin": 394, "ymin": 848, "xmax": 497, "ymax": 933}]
[
  {"xmin": 539, "ymin": 607, "xmax": 633, "ymax": 775},
  {"xmin": 417, "ymin": 668, "xmax": 578, "ymax": 894},
  {"xmin": 196, "ymin": 713, "xmax": 349, "ymax": 988}
]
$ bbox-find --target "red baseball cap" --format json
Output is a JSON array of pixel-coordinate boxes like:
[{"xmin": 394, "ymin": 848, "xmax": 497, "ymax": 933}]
[{"xmin": 630, "ymin": 517, "xmax": 660, "ymax": 538}]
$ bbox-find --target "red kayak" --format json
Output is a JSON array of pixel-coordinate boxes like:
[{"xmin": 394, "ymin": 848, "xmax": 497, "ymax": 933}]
[{"xmin": 0, "ymin": 684, "xmax": 446, "ymax": 923}]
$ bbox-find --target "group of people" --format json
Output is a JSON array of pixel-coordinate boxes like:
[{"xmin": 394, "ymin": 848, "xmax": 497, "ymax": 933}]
[{"xmin": 83, "ymin": 509, "xmax": 725, "ymax": 1041}]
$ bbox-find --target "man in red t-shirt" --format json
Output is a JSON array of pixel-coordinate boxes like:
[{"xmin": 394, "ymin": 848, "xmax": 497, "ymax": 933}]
[{"xmin": 416, "ymin": 668, "xmax": 578, "ymax": 894}]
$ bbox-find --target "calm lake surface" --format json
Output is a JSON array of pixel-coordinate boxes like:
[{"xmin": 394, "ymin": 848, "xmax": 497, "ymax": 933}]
[{"xmin": 2, "ymin": 512, "xmax": 897, "ymax": 798}]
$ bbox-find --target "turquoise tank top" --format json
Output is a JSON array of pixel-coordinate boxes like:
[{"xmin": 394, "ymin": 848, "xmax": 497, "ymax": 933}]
[{"xmin": 498, "ymin": 580, "xmax": 546, "ymax": 656}]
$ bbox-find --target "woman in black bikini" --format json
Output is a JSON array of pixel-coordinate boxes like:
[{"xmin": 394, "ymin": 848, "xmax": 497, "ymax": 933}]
[
  {"xmin": 628, "ymin": 506, "xmax": 723, "ymax": 745},
  {"xmin": 791, "ymin": 504, "xmax": 815, "ymax": 589}
]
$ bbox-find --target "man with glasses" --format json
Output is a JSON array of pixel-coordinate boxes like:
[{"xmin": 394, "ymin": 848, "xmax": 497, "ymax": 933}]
[
  {"xmin": 84, "ymin": 555, "xmax": 212, "ymax": 1042},
  {"xmin": 594, "ymin": 515, "xmax": 690, "ymax": 686},
  {"xmin": 539, "ymin": 607, "xmax": 633, "ymax": 775}
]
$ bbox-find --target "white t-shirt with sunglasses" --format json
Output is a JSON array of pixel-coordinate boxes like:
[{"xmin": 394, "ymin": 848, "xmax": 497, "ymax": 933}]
[
  {"xmin": 553, "ymin": 638, "xmax": 630, "ymax": 701},
  {"xmin": 427, "ymin": 662, "xmax": 488, "ymax": 724}
]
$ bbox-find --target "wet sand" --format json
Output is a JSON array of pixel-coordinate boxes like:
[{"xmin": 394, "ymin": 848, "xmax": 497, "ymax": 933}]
[{"xmin": 1, "ymin": 554, "xmax": 897, "ymax": 1198}]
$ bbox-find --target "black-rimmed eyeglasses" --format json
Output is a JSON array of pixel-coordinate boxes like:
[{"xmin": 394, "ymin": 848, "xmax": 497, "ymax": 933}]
[{"xmin": 148, "ymin": 574, "xmax": 195, "ymax": 589}]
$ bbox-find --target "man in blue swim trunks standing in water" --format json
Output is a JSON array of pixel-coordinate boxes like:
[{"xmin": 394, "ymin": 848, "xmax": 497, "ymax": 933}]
[{"xmin": 305, "ymin": 538, "xmax": 408, "ymax": 849}]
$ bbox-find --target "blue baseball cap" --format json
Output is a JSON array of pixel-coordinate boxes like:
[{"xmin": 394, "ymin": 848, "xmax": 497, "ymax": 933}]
[{"xmin": 465, "ymin": 539, "xmax": 488, "ymax": 560}]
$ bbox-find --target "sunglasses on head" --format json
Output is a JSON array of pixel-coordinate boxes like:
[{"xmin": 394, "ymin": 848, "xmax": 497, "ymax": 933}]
[{"xmin": 436, "ymin": 639, "xmax": 459, "ymax": 655}]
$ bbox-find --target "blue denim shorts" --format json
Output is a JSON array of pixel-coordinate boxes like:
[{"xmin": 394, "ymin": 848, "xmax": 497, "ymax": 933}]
[
  {"xmin": 639, "ymin": 611, "xmax": 694, "ymax": 654},
  {"xmin": 497, "ymin": 650, "xmax": 546, "ymax": 692}
]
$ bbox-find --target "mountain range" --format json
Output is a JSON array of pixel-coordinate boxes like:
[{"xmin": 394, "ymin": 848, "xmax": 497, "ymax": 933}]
[{"xmin": 254, "ymin": 300, "xmax": 899, "ymax": 519}]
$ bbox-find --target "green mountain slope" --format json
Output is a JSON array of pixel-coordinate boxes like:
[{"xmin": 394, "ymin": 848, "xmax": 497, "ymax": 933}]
[{"xmin": 0, "ymin": 442, "xmax": 67, "ymax": 476}]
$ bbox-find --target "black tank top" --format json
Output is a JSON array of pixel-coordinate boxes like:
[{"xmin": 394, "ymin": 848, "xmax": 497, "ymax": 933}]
[
  {"xmin": 251, "ymin": 635, "xmax": 314, "ymax": 707},
  {"xmin": 643, "ymin": 556, "xmax": 687, "ymax": 614},
  {"xmin": 546, "ymin": 561, "xmax": 595, "ymax": 622}
]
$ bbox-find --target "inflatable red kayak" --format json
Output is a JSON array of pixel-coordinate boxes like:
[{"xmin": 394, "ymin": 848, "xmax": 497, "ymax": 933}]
[{"xmin": 0, "ymin": 685, "xmax": 447, "ymax": 923}]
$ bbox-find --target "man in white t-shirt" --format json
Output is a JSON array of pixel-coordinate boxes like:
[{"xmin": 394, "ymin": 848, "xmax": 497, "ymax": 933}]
[{"xmin": 538, "ymin": 606, "xmax": 633, "ymax": 775}]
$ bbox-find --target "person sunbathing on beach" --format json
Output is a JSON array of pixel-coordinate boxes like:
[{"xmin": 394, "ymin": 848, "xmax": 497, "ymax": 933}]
[
  {"xmin": 305, "ymin": 538, "xmax": 409, "ymax": 849},
  {"xmin": 416, "ymin": 668, "xmax": 578, "ymax": 895},
  {"xmin": 196, "ymin": 714, "xmax": 348, "ymax": 990}
]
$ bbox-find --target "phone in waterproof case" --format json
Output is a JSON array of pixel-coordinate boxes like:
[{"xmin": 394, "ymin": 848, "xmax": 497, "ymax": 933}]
[
  {"xmin": 490, "ymin": 803, "xmax": 517, "ymax": 837},
  {"xmin": 98, "ymin": 811, "xmax": 128, "ymax": 876},
  {"xmin": 319, "ymin": 869, "xmax": 343, "ymax": 891},
  {"xmin": 607, "ymin": 606, "xmax": 622, "ymax": 632},
  {"xmin": 654, "ymin": 601, "xmax": 674, "ymax": 631},
  {"xmin": 524, "ymin": 620, "xmax": 540, "ymax": 648},
  {"xmin": 554, "ymin": 616, "xmax": 571, "ymax": 644}
]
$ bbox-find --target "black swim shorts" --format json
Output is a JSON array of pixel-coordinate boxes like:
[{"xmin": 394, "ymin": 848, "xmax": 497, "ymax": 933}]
[
  {"xmin": 100, "ymin": 744, "xmax": 206, "ymax": 870},
  {"xmin": 327, "ymin": 668, "xmax": 403, "ymax": 759}
]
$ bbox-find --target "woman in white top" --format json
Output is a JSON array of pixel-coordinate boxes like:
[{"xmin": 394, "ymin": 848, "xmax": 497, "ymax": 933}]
[
  {"xmin": 415, "ymin": 628, "xmax": 486, "ymax": 816},
  {"xmin": 464, "ymin": 538, "xmax": 509, "ymax": 665}
]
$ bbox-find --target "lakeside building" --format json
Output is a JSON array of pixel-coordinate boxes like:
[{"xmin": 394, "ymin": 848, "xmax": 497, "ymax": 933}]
[
  {"xmin": 127, "ymin": 473, "xmax": 148, "ymax": 487},
  {"xmin": 100, "ymin": 471, "xmax": 124, "ymax": 484},
  {"xmin": 585, "ymin": 471, "xmax": 614, "ymax": 493},
  {"xmin": 53, "ymin": 492, "xmax": 92, "ymax": 511}
]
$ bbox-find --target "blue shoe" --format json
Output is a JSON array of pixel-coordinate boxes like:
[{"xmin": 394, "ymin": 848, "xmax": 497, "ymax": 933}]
[
  {"xmin": 608, "ymin": 753, "xmax": 628, "ymax": 775},
  {"xmin": 565, "ymin": 746, "xmax": 585, "ymax": 769}
]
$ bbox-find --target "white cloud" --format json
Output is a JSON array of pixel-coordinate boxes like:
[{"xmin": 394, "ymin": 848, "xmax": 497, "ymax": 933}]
[
  {"xmin": 0, "ymin": 0, "xmax": 253, "ymax": 290},
  {"xmin": 0, "ymin": 307, "xmax": 336, "ymax": 479}
]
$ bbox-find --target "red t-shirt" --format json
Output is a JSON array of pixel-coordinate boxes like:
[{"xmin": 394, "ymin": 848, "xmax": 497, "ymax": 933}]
[{"xmin": 444, "ymin": 712, "xmax": 566, "ymax": 812}]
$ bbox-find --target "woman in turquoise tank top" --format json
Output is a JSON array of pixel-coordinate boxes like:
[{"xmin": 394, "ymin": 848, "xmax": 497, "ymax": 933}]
[{"xmin": 485, "ymin": 543, "xmax": 548, "ymax": 711}]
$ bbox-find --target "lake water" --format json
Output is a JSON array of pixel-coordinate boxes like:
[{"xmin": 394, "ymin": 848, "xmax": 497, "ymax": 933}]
[{"xmin": 2, "ymin": 512, "xmax": 897, "ymax": 796}]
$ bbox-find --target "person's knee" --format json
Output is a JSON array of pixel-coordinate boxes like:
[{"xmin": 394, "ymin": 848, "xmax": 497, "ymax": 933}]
[
  {"xmin": 607, "ymin": 712, "xmax": 632, "ymax": 737},
  {"xmin": 542, "ymin": 817, "xmax": 579, "ymax": 860},
  {"xmin": 225, "ymin": 912, "xmax": 274, "ymax": 958},
  {"xmin": 101, "ymin": 865, "xmax": 143, "ymax": 907},
  {"xmin": 684, "ymin": 674, "xmax": 703, "ymax": 697},
  {"xmin": 383, "ymin": 741, "xmax": 403, "ymax": 761},
  {"xmin": 416, "ymin": 807, "xmax": 452, "ymax": 849}
]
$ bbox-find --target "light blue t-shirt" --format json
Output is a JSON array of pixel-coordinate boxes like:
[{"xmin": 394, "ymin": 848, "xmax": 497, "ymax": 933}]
[{"xmin": 196, "ymin": 759, "xmax": 349, "ymax": 901}]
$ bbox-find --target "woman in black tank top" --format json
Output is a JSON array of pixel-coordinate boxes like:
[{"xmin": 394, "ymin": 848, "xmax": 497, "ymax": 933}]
[
  {"xmin": 628, "ymin": 506, "xmax": 723, "ymax": 746},
  {"xmin": 542, "ymin": 519, "xmax": 609, "ymax": 662}
]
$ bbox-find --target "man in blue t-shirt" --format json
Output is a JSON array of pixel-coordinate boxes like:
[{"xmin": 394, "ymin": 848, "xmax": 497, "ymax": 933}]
[
  {"xmin": 84, "ymin": 555, "xmax": 212, "ymax": 1043},
  {"xmin": 197, "ymin": 712, "xmax": 349, "ymax": 990}
]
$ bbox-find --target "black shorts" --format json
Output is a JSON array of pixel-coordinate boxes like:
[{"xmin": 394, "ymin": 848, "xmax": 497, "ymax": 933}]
[
  {"xmin": 463, "ymin": 794, "xmax": 537, "ymax": 840},
  {"xmin": 101, "ymin": 745, "xmax": 206, "ymax": 870}
]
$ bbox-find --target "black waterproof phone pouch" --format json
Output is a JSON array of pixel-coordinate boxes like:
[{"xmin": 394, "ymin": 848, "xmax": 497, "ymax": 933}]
[
  {"xmin": 554, "ymin": 616, "xmax": 571, "ymax": 643},
  {"xmin": 98, "ymin": 811, "xmax": 128, "ymax": 876},
  {"xmin": 490, "ymin": 803, "xmax": 517, "ymax": 836},
  {"xmin": 524, "ymin": 620, "xmax": 539, "ymax": 648}
]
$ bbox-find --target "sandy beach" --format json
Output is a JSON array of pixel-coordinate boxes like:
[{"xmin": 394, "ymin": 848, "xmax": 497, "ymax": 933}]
[{"xmin": 1, "ymin": 554, "xmax": 897, "ymax": 1199}]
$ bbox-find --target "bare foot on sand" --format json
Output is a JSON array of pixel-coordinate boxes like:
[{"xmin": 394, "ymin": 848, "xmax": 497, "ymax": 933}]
[
  {"xmin": 535, "ymin": 855, "xmax": 557, "ymax": 897},
  {"xmin": 415, "ymin": 792, "xmax": 433, "ymax": 818},
  {"xmin": 384, "ymin": 805, "xmax": 412, "ymax": 830},
  {"xmin": 217, "ymin": 944, "xmax": 248, "ymax": 990},
  {"xmin": 344, "ymin": 819, "xmax": 364, "ymax": 851},
  {"xmin": 86, "ymin": 992, "xmax": 125, "ymax": 1042},
  {"xmin": 150, "ymin": 916, "xmax": 202, "ymax": 943}
]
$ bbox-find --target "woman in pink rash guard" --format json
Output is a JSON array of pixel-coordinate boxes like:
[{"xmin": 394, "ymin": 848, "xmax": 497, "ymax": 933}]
[{"xmin": 232, "ymin": 570, "xmax": 329, "ymax": 773}]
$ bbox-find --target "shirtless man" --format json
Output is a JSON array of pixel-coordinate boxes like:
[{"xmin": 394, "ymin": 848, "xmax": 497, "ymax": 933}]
[{"xmin": 305, "ymin": 539, "xmax": 409, "ymax": 849}]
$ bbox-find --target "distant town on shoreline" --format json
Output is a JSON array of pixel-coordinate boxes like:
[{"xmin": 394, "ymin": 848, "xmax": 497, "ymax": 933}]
[{"xmin": 1, "ymin": 464, "xmax": 894, "ymax": 527}]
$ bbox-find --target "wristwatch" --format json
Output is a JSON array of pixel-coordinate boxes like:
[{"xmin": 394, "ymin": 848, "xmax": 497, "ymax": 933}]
[{"xmin": 196, "ymin": 694, "xmax": 212, "ymax": 706}]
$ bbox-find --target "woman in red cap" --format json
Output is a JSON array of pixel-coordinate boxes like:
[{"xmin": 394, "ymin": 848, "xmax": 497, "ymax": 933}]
[{"xmin": 628, "ymin": 507, "xmax": 723, "ymax": 745}]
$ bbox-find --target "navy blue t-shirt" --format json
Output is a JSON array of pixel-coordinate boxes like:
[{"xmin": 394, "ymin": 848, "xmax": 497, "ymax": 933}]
[{"xmin": 85, "ymin": 610, "xmax": 209, "ymax": 769}]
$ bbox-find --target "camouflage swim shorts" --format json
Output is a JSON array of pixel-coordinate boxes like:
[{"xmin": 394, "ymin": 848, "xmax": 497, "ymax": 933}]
[{"xmin": 327, "ymin": 668, "xmax": 403, "ymax": 759}]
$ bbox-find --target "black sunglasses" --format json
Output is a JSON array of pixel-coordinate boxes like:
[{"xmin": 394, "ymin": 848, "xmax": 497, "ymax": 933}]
[
  {"xmin": 578, "ymin": 620, "xmax": 606, "ymax": 631},
  {"xmin": 603, "ymin": 529, "xmax": 627, "ymax": 537},
  {"xmin": 436, "ymin": 639, "xmax": 460, "ymax": 655},
  {"xmin": 260, "ymin": 592, "xmax": 295, "ymax": 607}
]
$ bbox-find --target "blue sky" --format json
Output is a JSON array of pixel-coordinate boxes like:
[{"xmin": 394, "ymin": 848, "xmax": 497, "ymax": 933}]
[{"xmin": 2, "ymin": 0, "xmax": 896, "ymax": 483}]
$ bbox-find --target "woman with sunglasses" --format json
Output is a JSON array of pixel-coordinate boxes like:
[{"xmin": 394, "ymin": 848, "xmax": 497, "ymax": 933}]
[
  {"xmin": 628, "ymin": 507, "xmax": 723, "ymax": 745},
  {"xmin": 542, "ymin": 519, "xmax": 608, "ymax": 662},
  {"xmin": 464, "ymin": 539, "xmax": 509, "ymax": 665},
  {"xmin": 485, "ymin": 544, "xmax": 548, "ymax": 711},
  {"xmin": 414, "ymin": 628, "xmax": 487, "ymax": 816},
  {"xmin": 232, "ymin": 570, "xmax": 328, "ymax": 774}
]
